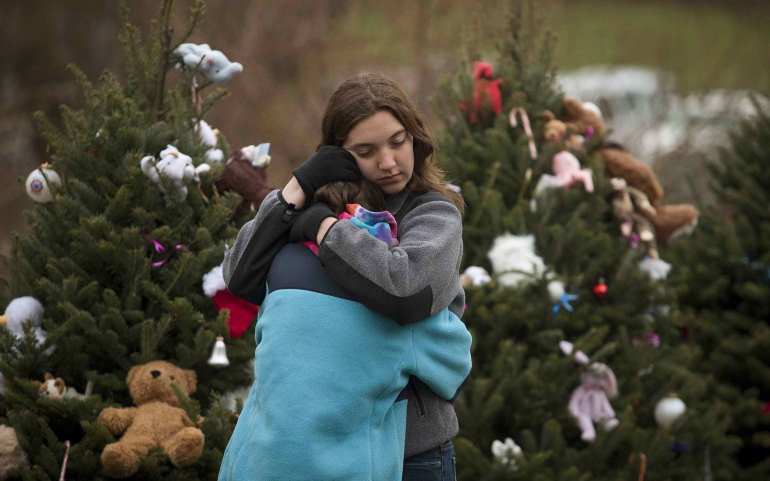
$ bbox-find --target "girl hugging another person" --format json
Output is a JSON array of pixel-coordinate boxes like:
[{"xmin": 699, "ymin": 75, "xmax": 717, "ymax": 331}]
[{"xmin": 218, "ymin": 73, "xmax": 471, "ymax": 481}]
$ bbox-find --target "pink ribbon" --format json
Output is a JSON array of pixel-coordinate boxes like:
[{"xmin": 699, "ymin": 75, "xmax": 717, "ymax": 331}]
[{"xmin": 509, "ymin": 107, "xmax": 538, "ymax": 160}]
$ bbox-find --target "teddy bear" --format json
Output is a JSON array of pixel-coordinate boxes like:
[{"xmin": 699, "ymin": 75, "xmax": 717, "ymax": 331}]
[
  {"xmin": 140, "ymin": 145, "xmax": 210, "ymax": 201},
  {"xmin": 598, "ymin": 144, "xmax": 699, "ymax": 243},
  {"xmin": 215, "ymin": 144, "xmax": 274, "ymax": 213},
  {"xmin": 97, "ymin": 360, "xmax": 204, "ymax": 478},
  {"xmin": 561, "ymin": 96, "xmax": 606, "ymax": 140},
  {"xmin": 568, "ymin": 362, "xmax": 619, "ymax": 442},
  {"xmin": 0, "ymin": 424, "xmax": 28, "ymax": 480},
  {"xmin": 541, "ymin": 112, "xmax": 586, "ymax": 151}
]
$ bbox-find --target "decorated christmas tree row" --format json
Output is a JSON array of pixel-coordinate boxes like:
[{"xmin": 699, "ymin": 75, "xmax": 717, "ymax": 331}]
[
  {"xmin": 0, "ymin": 2, "xmax": 272, "ymax": 479},
  {"xmin": 436, "ymin": 3, "xmax": 743, "ymax": 480}
]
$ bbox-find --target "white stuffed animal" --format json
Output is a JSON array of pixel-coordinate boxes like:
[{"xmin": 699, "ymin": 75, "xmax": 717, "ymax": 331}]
[
  {"xmin": 487, "ymin": 234, "xmax": 546, "ymax": 287},
  {"xmin": 140, "ymin": 145, "xmax": 209, "ymax": 201},
  {"xmin": 0, "ymin": 296, "xmax": 47, "ymax": 394},
  {"xmin": 0, "ymin": 296, "xmax": 46, "ymax": 344},
  {"xmin": 239, "ymin": 143, "xmax": 271, "ymax": 169},
  {"xmin": 460, "ymin": 266, "xmax": 491, "ymax": 287},
  {"xmin": 196, "ymin": 120, "xmax": 224, "ymax": 163},
  {"xmin": 173, "ymin": 43, "xmax": 243, "ymax": 83}
]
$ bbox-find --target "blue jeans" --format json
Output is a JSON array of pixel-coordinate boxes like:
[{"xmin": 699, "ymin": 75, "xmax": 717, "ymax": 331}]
[{"xmin": 402, "ymin": 440, "xmax": 456, "ymax": 481}]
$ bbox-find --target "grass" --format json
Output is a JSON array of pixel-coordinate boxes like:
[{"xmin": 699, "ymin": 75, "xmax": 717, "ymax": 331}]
[{"xmin": 326, "ymin": 0, "xmax": 770, "ymax": 95}]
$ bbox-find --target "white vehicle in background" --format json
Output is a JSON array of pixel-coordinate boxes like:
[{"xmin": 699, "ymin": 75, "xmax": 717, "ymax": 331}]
[{"xmin": 558, "ymin": 65, "xmax": 769, "ymax": 163}]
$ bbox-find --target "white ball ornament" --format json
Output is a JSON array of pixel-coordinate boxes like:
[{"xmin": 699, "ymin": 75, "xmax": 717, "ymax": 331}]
[
  {"xmin": 655, "ymin": 394, "xmax": 686, "ymax": 428},
  {"xmin": 25, "ymin": 165, "xmax": 62, "ymax": 203}
]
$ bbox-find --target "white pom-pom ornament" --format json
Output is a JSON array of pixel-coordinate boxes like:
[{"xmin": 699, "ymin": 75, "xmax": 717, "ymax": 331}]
[
  {"xmin": 25, "ymin": 165, "xmax": 62, "ymax": 203},
  {"xmin": 491, "ymin": 437, "xmax": 523, "ymax": 469},
  {"xmin": 655, "ymin": 394, "xmax": 686, "ymax": 428}
]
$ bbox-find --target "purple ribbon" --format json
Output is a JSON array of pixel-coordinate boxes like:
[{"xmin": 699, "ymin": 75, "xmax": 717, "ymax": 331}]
[{"xmin": 147, "ymin": 237, "xmax": 187, "ymax": 268}]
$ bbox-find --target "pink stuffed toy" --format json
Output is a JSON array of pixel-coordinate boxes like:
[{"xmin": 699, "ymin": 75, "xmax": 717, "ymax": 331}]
[
  {"xmin": 551, "ymin": 150, "xmax": 594, "ymax": 192},
  {"xmin": 568, "ymin": 362, "xmax": 619, "ymax": 442}
]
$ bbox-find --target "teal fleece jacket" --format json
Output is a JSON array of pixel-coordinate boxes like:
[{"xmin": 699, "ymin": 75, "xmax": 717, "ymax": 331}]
[
  {"xmin": 223, "ymin": 188, "xmax": 469, "ymax": 460},
  {"xmin": 217, "ymin": 242, "xmax": 472, "ymax": 481}
]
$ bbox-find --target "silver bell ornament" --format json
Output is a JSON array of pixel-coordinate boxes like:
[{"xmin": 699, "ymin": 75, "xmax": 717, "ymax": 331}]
[
  {"xmin": 25, "ymin": 164, "xmax": 62, "ymax": 203},
  {"xmin": 207, "ymin": 336, "xmax": 230, "ymax": 367},
  {"xmin": 655, "ymin": 394, "xmax": 686, "ymax": 428}
]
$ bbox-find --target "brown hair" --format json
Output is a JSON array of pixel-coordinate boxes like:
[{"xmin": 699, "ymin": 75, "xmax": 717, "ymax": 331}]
[
  {"xmin": 319, "ymin": 72, "xmax": 464, "ymax": 214},
  {"xmin": 314, "ymin": 181, "xmax": 385, "ymax": 213}
]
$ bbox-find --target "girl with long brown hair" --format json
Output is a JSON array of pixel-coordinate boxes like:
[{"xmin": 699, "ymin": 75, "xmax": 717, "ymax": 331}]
[{"xmin": 220, "ymin": 73, "xmax": 471, "ymax": 481}]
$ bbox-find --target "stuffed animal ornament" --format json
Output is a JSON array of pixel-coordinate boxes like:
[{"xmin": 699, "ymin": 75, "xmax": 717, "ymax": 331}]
[
  {"xmin": 0, "ymin": 425, "xmax": 28, "ymax": 480},
  {"xmin": 598, "ymin": 144, "xmax": 699, "ymax": 244},
  {"xmin": 534, "ymin": 151, "xmax": 594, "ymax": 196},
  {"xmin": 196, "ymin": 120, "xmax": 224, "ymax": 163},
  {"xmin": 568, "ymin": 362, "xmax": 620, "ymax": 442},
  {"xmin": 173, "ymin": 43, "xmax": 243, "ymax": 83},
  {"xmin": 215, "ymin": 145, "xmax": 274, "ymax": 212},
  {"xmin": 140, "ymin": 145, "xmax": 209, "ymax": 201},
  {"xmin": 97, "ymin": 360, "xmax": 204, "ymax": 478},
  {"xmin": 37, "ymin": 373, "xmax": 93, "ymax": 401},
  {"xmin": 487, "ymin": 234, "xmax": 547, "ymax": 288}
]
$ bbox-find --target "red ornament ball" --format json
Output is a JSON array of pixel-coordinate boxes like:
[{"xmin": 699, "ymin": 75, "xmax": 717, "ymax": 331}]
[{"xmin": 592, "ymin": 280, "xmax": 608, "ymax": 298}]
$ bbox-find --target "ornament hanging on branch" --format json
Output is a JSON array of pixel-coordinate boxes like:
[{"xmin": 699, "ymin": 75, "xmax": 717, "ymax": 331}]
[
  {"xmin": 140, "ymin": 145, "xmax": 210, "ymax": 201},
  {"xmin": 592, "ymin": 277, "xmax": 609, "ymax": 299},
  {"xmin": 144, "ymin": 235, "xmax": 187, "ymax": 269},
  {"xmin": 487, "ymin": 234, "xmax": 546, "ymax": 288},
  {"xmin": 559, "ymin": 341, "xmax": 619, "ymax": 442},
  {"xmin": 491, "ymin": 437, "xmax": 524, "ymax": 470},
  {"xmin": 548, "ymin": 280, "xmax": 579, "ymax": 315},
  {"xmin": 569, "ymin": 362, "xmax": 619, "ymax": 442},
  {"xmin": 195, "ymin": 119, "xmax": 225, "ymax": 163},
  {"xmin": 208, "ymin": 336, "xmax": 230, "ymax": 367},
  {"xmin": 215, "ymin": 144, "xmax": 274, "ymax": 213},
  {"xmin": 25, "ymin": 163, "xmax": 62, "ymax": 203},
  {"xmin": 460, "ymin": 266, "xmax": 492, "ymax": 288},
  {"xmin": 655, "ymin": 394, "xmax": 686, "ymax": 428},
  {"xmin": 509, "ymin": 107, "xmax": 538, "ymax": 161},
  {"xmin": 173, "ymin": 43, "xmax": 243, "ymax": 83},
  {"xmin": 459, "ymin": 61, "xmax": 502, "ymax": 125},
  {"xmin": 533, "ymin": 150, "xmax": 594, "ymax": 195}
]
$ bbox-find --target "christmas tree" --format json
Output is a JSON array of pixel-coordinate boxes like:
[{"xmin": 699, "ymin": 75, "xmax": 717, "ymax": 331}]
[
  {"xmin": 667, "ymin": 98, "xmax": 770, "ymax": 480},
  {"xmin": 437, "ymin": 2, "xmax": 739, "ymax": 479},
  {"xmin": 0, "ymin": 2, "xmax": 268, "ymax": 479}
]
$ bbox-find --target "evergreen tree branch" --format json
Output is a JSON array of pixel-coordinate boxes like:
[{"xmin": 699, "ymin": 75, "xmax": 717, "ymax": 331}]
[{"xmin": 153, "ymin": 0, "xmax": 175, "ymax": 121}]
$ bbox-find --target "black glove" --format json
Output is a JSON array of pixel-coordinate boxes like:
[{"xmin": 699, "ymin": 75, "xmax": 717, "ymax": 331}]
[
  {"xmin": 292, "ymin": 145, "xmax": 361, "ymax": 199},
  {"xmin": 289, "ymin": 202, "xmax": 336, "ymax": 243}
]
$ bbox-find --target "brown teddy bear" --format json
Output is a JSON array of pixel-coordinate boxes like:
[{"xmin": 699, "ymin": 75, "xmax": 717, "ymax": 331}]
[
  {"xmin": 598, "ymin": 144, "xmax": 699, "ymax": 243},
  {"xmin": 541, "ymin": 96, "xmax": 606, "ymax": 150},
  {"xmin": 97, "ymin": 360, "xmax": 204, "ymax": 479},
  {"xmin": 541, "ymin": 115, "xmax": 587, "ymax": 151},
  {"xmin": 561, "ymin": 96, "xmax": 606, "ymax": 140},
  {"xmin": 215, "ymin": 146, "xmax": 274, "ymax": 214},
  {"xmin": 0, "ymin": 424, "xmax": 28, "ymax": 481}
]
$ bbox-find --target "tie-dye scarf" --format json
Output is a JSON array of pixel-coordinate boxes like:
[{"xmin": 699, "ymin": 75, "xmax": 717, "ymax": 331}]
[{"xmin": 303, "ymin": 203, "xmax": 399, "ymax": 255}]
